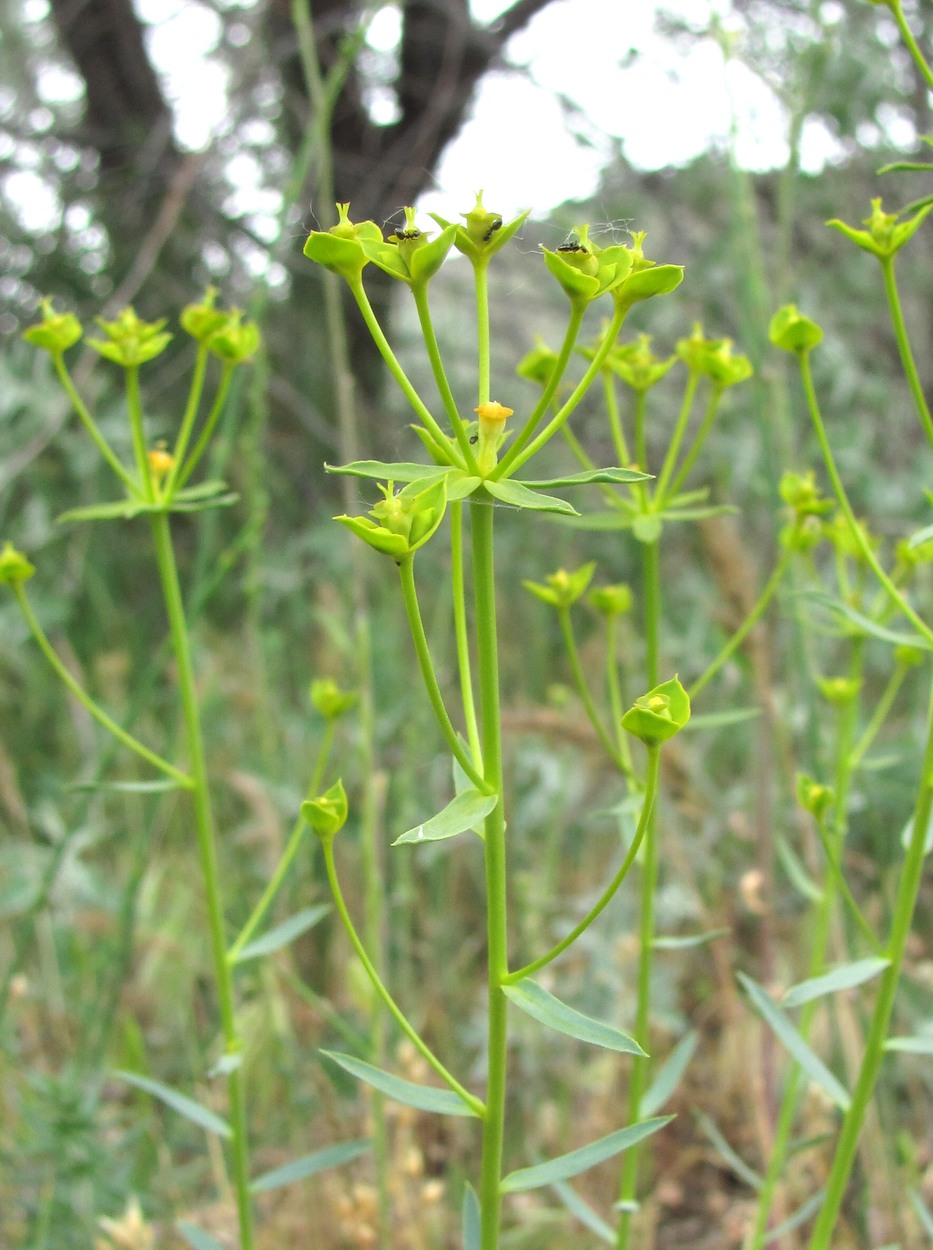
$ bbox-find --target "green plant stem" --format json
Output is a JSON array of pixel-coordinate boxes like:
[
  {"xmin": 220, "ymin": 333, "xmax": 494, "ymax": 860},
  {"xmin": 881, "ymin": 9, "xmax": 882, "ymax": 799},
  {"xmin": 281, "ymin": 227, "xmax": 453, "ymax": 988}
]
[
  {"xmin": 880, "ymin": 255, "xmax": 933, "ymax": 450},
  {"xmin": 451, "ymin": 502, "xmax": 483, "ymax": 768},
  {"xmin": 413, "ymin": 286, "xmax": 478, "ymax": 470},
  {"xmin": 888, "ymin": 0, "xmax": 933, "ymax": 91},
  {"xmin": 148, "ymin": 512, "xmax": 253, "ymax": 1250},
  {"xmin": 499, "ymin": 303, "xmax": 587, "ymax": 472},
  {"xmin": 475, "ymin": 260, "xmax": 492, "ymax": 406},
  {"xmin": 605, "ymin": 615, "xmax": 635, "ymax": 774},
  {"xmin": 558, "ymin": 605, "xmax": 627, "ymax": 770},
  {"xmin": 321, "ymin": 837, "xmax": 484, "ymax": 1115},
  {"xmin": 12, "ymin": 583, "xmax": 193, "ymax": 788},
  {"xmin": 604, "ymin": 370, "xmax": 631, "ymax": 467},
  {"xmin": 52, "ymin": 354, "xmax": 138, "ymax": 492},
  {"xmin": 398, "ymin": 556, "xmax": 492, "ymax": 793},
  {"xmin": 504, "ymin": 747, "xmax": 660, "ymax": 985},
  {"xmin": 664, "ymin": 385, "xmax": 722, "ymax": 502},
  {"xmin": 125, "ymin": 366, "xmax": 154, "ymax": 499},
  {"xmin": 616, "ymin": 536, "xmax": 662, "ymax": 1250},
  {"xmin": 175, "ymin": 363, "xmax": 236, "ymax": 489},
  {"xmin": 849, "ymin": 659, "xmax": 909, "ymax": 772},
  {"xmin": 653, "ymin": 372, "xmax": 700, "ymax": 502},
  {"xmin": 164, "ymin": 342, "xmax": 210, "ymax": 493},
  {"xmin": 800, "ymin": 352, "xmax": 933, "ymax": 647},
  {"xmin": 347, "ymin": 278, "xmax": 457, "ymax": 462},
  {"xmin": 470, "ymin": 496, "xmax": 510, "ymax": 1250},
  {"xmin": 689, "ymin": 546, "xmax": 793, "ymax": 700},
  {"xmin": 807, "ymin": 669, "xmax": 933, "ymax": 1249}
]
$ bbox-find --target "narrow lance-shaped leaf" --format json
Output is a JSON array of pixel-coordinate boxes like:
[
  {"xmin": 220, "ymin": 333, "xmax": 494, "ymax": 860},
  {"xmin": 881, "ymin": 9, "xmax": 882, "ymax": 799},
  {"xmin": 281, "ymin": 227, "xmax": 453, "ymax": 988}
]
[
  {"xmin": 503, "ymin": 980, "xmax": 646, "ymax": 1055},
  {"xmin": 782, "ymin": 958, "xmax": 890, "ymax": 1008},
  {"xmin": 501, "ymin": 1117, "xmax": 673, "ymax": 1193},
  {"xmin": 483, "ymin": 479, "xmax": 579, "ymax": 515},
  {"xmin": 231, "ymin": 904, "xmax": 330, "ymax": 964},
  {"xmin": 114, "ymin": 1071, "xmax": 231, "ymax": 1138},
  {"xmin": 392, "ymin": 789, "xmax": 497, "ymax": 845},
  {"xmin": 641, "ymin": 1030, "xmax": 699, "ymax": 1118},
  {"xmin": 250, "ymin": 1140, "xmax": 370, "ymax": 1194},
  {"xmin": 177, "ymin": 1222, "xmax": 228, "ymax": 1250},
  {"xmin": 462, "ymin": 1183, "xmax": 481, "ymax": 1250},
  {"xmin": 322, "ymin": 1051, "xmax": 479, "ymax": 1117}
]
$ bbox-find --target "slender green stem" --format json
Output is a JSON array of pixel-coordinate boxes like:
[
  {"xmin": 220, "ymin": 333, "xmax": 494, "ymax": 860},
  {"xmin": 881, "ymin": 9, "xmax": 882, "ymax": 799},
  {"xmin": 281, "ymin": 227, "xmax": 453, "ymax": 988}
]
[
  {"xmin": 12, "ymin": 584, "xmax": 193, "ymax": 788},
  {"xmin": 321, "ymin": 838, "xmax": 484, "ymax": 1116},
  {"xmin": 604, "ymin": 370, "xmax": 631, "ymax": 467},
  {"xmin": 475, "ymin": 260, "xmax": 492, "ymax": 406},
  {"xmin": 451, "ymin": 503, "xmax": 483, "ymax": 768},
  {"xmin": 52, "ymin": 354, "xmax": 138, "ymax": 492},
  {"xmin": 175, "ymin": 363, "xmax": 236, "ymax": 489},
  {"xmin": 849, "ymin": 659, "xmax": 909, "ymax": 772},
  {"xmin": 470, "ymin": 497, "xmax": 510, "ymax": 1250},
  {"xmin": 164, "ymin": 342, "xmax": 210, "ymax": 495},
  {"xmin": 616, "ymin": 536, "xmax": 662, "ymax": 1250},
  {"xmin": 880, "ymin": 255, "xmax": 933, "ymax": 451},
  {"xmin": 605, "ymin": 615, "xmax": 634, "ymax": 774},
  {"xmin": 504, "ymin": 747, "xmax": 660, "ymax": 985},
  {"xmin": 800, "ymin": 352, "xmax": 933, "ymax": 647},
  {"xmin": 558, "ymin": 605, "xmax": 627, "ymax": 770},
  {"xmin": 125, "ymin": 366, "xmax": 154, "ymax": 499},
  {"xmin": 807, "ymin": 670, "xmax": 933, "ymax": 1249},
  {"xmin": 653, "ymin": 372, "xmax": 700, "ymax": 503},
  {"xmin": 689, "ymin": 547, "xmax": 793, "ymax": 700},
  {"xmin": 499, "ymin": 304, "xmax": 587, "ymax": 473},
  {"xmin": 889, "ymin": 0, "xmax": 933, "ymax": 91},
  {"xmin": 398, "ymin": 557, "xmax": 492, "ymax": 793},
  {"xmin": 413, "ymin": 286, "xmax": 478, "ymax": 470},
  {"xmin": 149, "ymin": 512, "xmax": 253, "ymax": 1250},
  {"xmin": 502, "ymin": 306, "xmax": 627, "ymax": 476},
  {"xmin": 664, "ymin": 385, "xmax": 722, "ymax": 502},
  {"xmin": 347, "ymin": 279, "xmax": 458, "ymax": 462}
]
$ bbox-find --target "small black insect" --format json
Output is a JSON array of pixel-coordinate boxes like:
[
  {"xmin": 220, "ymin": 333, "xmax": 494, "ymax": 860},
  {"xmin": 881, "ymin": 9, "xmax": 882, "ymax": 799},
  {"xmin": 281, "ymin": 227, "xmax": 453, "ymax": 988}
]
[
  {"xmin": 557, "ymin": 241, "xmax": 588, "ymax": 254},
  {"xmin": 394, "ymin": 227, "xmax": 422, "ymax": 242},
  {"xmin": 483, "ymin": 218, "xmax": 503, "ymax": 242},
  {"xmin": 469, "ymin": 434, "xmax": 479, "ymax": 444}
]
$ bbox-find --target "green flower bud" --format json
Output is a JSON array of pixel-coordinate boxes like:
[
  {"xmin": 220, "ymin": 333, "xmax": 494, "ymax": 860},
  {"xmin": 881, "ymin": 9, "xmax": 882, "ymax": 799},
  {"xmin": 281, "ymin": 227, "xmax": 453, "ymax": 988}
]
[
  {"xmin": 335, "ymin": 475, "xmax": 448, "ymax": 560},
  {"xmin": 303, "ymin": 202, "xmax": 383, "ymax": 284},
  {"xmin": 895, "ymin": 644, "xmax": 926, "ymax": 669},
  {"xmin": 676, "ymin": 324, "xmax": 751, "ymax": 387},
  {"xmin": 87, "ymin": 307, "xmax": 172, "ymax": 367},
  {"xmin": 826, "ymin": 197, "xmax": 933, "ymax": 260},
  {"xmin": 817, "ymin": 675, "xmax": 862, "ymax": 705},
  {"xmin": 769, "ymin": 305, "xmax": 823, "ymax": 355},
  {"xmin": 516, "ymin": 336, "xmax": 559, "ymax": 389},
  {"xmin": 588, "ymin": 582, "xmax": 633, "ymax": 617},
  {"xmin": 621, "ymin": 676, "xmax": 691, "ymax": 746},
  {"xmin": 206, "ymin": 309, "xmax": 261, "ymax": 365},
  {"xmin": 796, "ymin": 773, "xmax": 834, "ymax": 822},
  {"xmin": 429, "ymin": 191, "xmax": 531, "ymax": 265},
  {"xmin": 823, "ymin": 510, "xmax": 877, "ymax": 563},
  {"xmin": 180, "ymin": 287, "xmax": 229, "ymax": 343},
  {"xmin": 0, "ymin": 541, "xmax": 36, "ymax": 586},
  {"xmin": 361, "ymin": 206, "xmax": 458, "ymax": 289},
  {"xmin": 23, "ymin": 298, "xmax": 83, "ymax": 355},
  {"xmin": 604, "ymin": 334, "xmax": 677, "ymax": 393},
  {"xmin": 310, "ymin": 677, "xmax": 358, "ymax": 720},
  {"xmin": 301, "ymin": 779, "xmax": 348, "ymax": 841},
  {"xmin": 523, "ymin": 561, "xmax": 597, "ymax": 609},
  {"xmin": 779, "ymin": 470, "xmax": 830, "ymax": 518}
]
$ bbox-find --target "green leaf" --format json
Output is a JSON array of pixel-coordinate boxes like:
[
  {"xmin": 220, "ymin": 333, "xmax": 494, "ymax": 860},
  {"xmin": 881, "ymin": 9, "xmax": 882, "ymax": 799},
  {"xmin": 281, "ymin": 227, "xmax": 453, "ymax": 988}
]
[
  {"xmin": 653, "ymin": 929, "xmax": 730, "ymax": 950},
  {"xmin": 694, "ymin": 1110, "xmax": 763, "ymax": 1191},
  {"xmin": 641, "ymin": 1030, "xmax": 699, "ymax": 1118},
  {"xmin": 908, "ymin": 1187, "xmax": 933, "ymax": 1239},
  {"xmin": 501, "ymin": 1117, "xmax": 673, "ymax": 1193},
  {"xmin": 231, "ymin": 904, "xmax": 330, "ymax": 964},
  {"xmin": 686, "ymin": 708, "xmax": 760, "ymax": 731},
  {"xmin": 777, "ymin": 836, "xmax": 824, "ymax": 905},
  {"xmin": 392, "ymin": 789, "xmax": 497, "ymax": 845},
  {"xmin": 58, "ymin": 489, "xmax": 238, "ymax": 525},
  {"xmin": 798, "ymin": 592, "xmax": 933, "ymax": 651},
  {"xmin": 550, "ymin": 1178, "xmax": 615, "ymax": 1244},
  {"xmin": 177, "ymin": 1222, "xmax": 228, "ymax": 1250},
  {"xmin": 737, "ymin": 973, "xmax": 851, "ymax": 1110},
  {"xmin": 884, "ymin": 1035, "xmax": 933, "ymax": 1054},
  {"xmin": 484, "ymin": 478, "xmax": 579, "ymax": 515},
  {"xmin": 522, "ymin": 467, "xmax": 650, "ymax": 488},
  {"xmin": 503, "ymin": 979, "xmax": 646, "ymax": 1055},
  {"xmin": 322, "ymin": 1051, "xmax": 479, "ymax": 1117},
  {"xmin": 782, "ymin": 958, "xmax": 890, "ymax": 1008},
  {"xmin": 632, "ymin": 513, "xmax": 662, "ymax": 543},
  {"xmin": 113, "ymin": 1070, "xmax": 232, "ymax": 1138},
  {"xmin": 901, "ymin": 805, "xmax": 933, "ymax": 856},
  {"xmin": 462, "ymin": 1183, "xmax": 481, "ymax": 1250},
  {"xmin": 250, "ymin": 1140, "xmax": 370, "ymax": 1193},
  {"xmin": 326, "ymin": 460, "xmax": 452, "ymax": 482},
  {"xmin": 761, "ymin": 1191, "xmax": 826, "ymax": 1244},
  {"xmin": 67, "ymin": 778, "xmax": 185, "ymax": 794},
  {"xmin": 561, "ymin": 508, "xmax": 632, "ymax": 531}
]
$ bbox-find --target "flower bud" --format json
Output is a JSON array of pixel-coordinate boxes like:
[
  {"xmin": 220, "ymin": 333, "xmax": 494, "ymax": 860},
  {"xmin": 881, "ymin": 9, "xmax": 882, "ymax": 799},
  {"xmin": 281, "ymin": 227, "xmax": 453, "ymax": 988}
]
[
  {"xmin": 796, "ymin": 773, "xmax": 834, "ymax": 822},
  {"xmin": 523, "ymin": 562, "xmax": 597, "ymax": 609},
  {"xmin": 88, "ymin": 307, "xmax": 172, "ymax": 367},
  {"xmin": 516, "ymin": 337, "xmax": 559, "ymax": 389},
  {"xmin": 429, "ymin": 191, "xmax": 531, "ymax": 265},
  {"xmin": 474, "ymin": 401, "xmax": 514, "ymax": 474},
  {"xmin": 310, "ymin": 678, "xmax": 358, "ymax": 720},
  {"xmin": 0, "ymin": 541, "xmax": 36, "ymax": 586},
  {"xmin": 301, "ymin": 779, "xmax": 348, "ymax": 841},
  {"xmin": 206, "ymin": 309, "xmax": 261, "ymax": 365},
  {"xmin": 147, "ymin": 446, "xmax": 175, "ymax": 481},
  {"xmin": 605, "ymin": 334, "xmax": 677, "ymax": 392},
  {"xmin": 180, "ymin": 287, "xmax": 228, "ymax": 343},
  {"xmin": 621, "ymin": 676, "xmax": 691, "ymax": 746},
  {"xmin": 817, "ymin": 676, "xmax": 862, "ymax": 705},
  {"xmin": 769, "ymin": 305, "xmax": 823, "ymax": 355},
  {"xmin": 826, "ymin": 197, "xmax": 933, "ymax": 260},
  {"xmin": 23, "ymin": 298, "xmax": 83, "ymax": 355},
  {"xmin": 588, "ymin": 582, "xmax": 633, "ymax": 617}
]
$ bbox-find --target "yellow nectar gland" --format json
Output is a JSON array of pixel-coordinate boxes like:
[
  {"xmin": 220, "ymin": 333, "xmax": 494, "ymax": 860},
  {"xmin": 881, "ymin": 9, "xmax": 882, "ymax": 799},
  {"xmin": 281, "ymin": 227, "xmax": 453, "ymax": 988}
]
[{"xmin": 148, "ymin": 448, "xmax": 175, "ymax": 479}]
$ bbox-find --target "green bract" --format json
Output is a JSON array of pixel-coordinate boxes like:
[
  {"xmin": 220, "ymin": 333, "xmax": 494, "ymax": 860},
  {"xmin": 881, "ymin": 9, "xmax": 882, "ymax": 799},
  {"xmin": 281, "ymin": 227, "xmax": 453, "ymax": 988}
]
[
  {"xmin": 88, "ymin": 307, "xmax": 173, "ymax": 367},
  {"xmin": 429, "ymin": 190, "xmax": 530, "ymax": 265},
  {"xmin": 516, "ymin": 337, "xmax": 559, "ymax": 389},
  {"xmin": 310, "ymin": 678, "xmax": 358, "ymax": 720},
  {"xmin": 621, "ymin": 676, "xmax": 691, "ymax": 746},
  {"xmin": 588, "ymin": 583, "xmax": 633, "ymax": 617},
  {"xmin": 541, "ymin": 225, "xmax": 634, "ymax": 306},
  {"xmin": 769, "ymin": 305, "xmax": 824, "ymax": 355},
  {"xmin": 826, "ymin": 196, "xmax": 933, "ymax": 260},
  {"xmin": 180, "ymin": 287, "xmax": 229, "ymax": 343},
  {"xmin": 796, "ymin": 772, "xmax": 834, "ymax": 822},
  {"xmin": 303, "ymin": 202, "xmax": 383, "ymax": 284},
  {"xmin": 301, "ymin": 779, "xmax": 348, "ymax": 841},
  {"xmin": 604, "ymin": 334, "xmax": 677, "ymax": 393},
  {"xmin": 523, "ymin": 562, "xmax": 597, "ymax": 609},
  {"xmin": 22, "ymin": 298, "xmax": 83, "ymax": 355},
  {"xmin": 818, "ymin": 676, "xmax": 862, "ymax": 705},
  {"xmin": 335, "ymin": 475, "xmax": 448, "ymax": 559},
  {"xmin": 206, "ymin": 310, "xmax": 261, "ymax": 365},
  {"xmin": 0, "ymin": 541, "xmax": 36, "ymax": 585},
  {"xmin": 361, "ymin": 206, "xmax": 458, "ymax": 289}
]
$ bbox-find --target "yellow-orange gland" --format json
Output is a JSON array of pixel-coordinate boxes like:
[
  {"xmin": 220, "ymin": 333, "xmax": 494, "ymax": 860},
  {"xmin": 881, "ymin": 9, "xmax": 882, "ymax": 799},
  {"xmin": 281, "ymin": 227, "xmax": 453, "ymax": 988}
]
[
  {"xmin": 474, "ymin": 401, "xmax": 514, "ymax": 425},
  {"xmin": 148, "ymin": 448, "xmax": 175, "ymax": 477}
]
